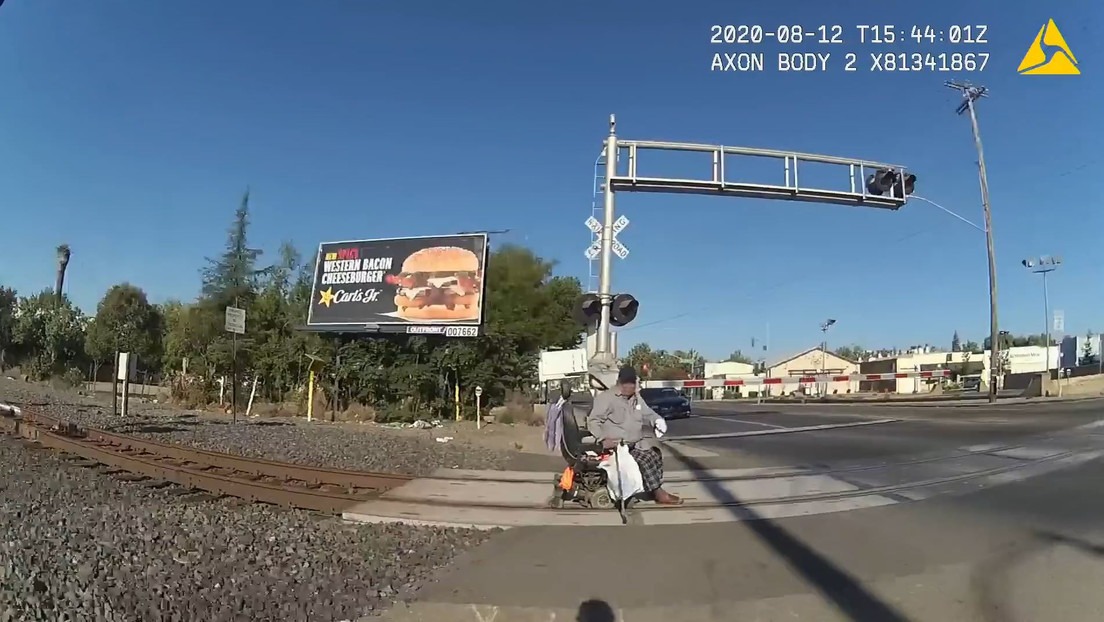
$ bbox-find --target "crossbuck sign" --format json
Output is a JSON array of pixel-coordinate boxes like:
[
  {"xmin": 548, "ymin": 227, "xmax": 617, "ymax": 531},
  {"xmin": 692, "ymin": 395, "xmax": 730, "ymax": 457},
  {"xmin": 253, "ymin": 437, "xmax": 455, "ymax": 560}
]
[{"xmin": 584, "ymin": 215, "xmax": 630, "ymax": 260}]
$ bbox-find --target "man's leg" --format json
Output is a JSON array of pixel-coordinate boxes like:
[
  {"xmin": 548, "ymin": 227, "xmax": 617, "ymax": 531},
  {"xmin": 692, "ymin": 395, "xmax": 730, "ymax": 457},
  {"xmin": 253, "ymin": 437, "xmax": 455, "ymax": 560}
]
[{"xmin": 629, "ymin": 447, "xmax": 682, "ymax": 505}]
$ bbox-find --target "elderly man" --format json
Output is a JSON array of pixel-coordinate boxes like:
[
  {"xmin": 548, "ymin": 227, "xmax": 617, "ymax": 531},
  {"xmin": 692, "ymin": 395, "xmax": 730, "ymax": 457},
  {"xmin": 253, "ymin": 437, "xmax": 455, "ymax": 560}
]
[{"xmin": 586, "ymin": 365, "xmax": 683, "ymax": 506}]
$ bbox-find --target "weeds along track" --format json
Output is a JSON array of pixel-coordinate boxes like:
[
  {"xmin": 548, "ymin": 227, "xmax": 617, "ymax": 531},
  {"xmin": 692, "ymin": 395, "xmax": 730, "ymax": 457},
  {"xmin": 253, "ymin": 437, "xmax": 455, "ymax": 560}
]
[{"xmin": 0, "ymin": 405, "xmax": 414, "ymax": 513}]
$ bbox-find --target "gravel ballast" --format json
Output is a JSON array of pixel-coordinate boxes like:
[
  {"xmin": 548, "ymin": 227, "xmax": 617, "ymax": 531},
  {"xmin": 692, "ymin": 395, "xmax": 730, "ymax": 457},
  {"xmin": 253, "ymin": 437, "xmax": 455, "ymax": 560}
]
[
  {"xmin": 0, "ymin": 432, "xmax": 497, "ymax": 621},
  {"xmin": 1, "ymin": 381, "xmax": 516, "ymax": 476}
]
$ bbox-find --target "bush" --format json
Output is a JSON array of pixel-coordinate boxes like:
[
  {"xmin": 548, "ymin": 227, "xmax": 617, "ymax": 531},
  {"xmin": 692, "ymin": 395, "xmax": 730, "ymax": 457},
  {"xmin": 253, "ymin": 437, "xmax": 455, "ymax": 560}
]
[
  {"xmin": 50, "ymin": 367, "xmax": 86, "ymax": 390},
  {"xmin": 496, "ymin": 391, "xmax": 541, "ymax": 426}
]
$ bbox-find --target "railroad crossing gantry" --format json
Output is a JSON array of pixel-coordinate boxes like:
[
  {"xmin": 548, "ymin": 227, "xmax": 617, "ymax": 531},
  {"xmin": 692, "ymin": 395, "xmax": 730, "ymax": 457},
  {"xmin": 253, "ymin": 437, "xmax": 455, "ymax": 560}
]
[{"xmin": 587, "ymin": 114, "xmax": 916, "ymax": 365}]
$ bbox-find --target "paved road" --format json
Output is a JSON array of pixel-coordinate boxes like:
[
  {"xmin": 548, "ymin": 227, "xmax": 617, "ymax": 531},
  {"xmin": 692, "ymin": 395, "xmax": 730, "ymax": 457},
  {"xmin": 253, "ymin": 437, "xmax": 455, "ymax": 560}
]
[
  {"xmin": 383, "ymin": 400, "xmax": 1104, "ymax": 621},
  {"xmin": 665, "ymin": 399, "xmax": 1104, "ymax": 467},
  {"xmin": 506, "ymin": 398, "xmax": 1104, "ymax": 472}
]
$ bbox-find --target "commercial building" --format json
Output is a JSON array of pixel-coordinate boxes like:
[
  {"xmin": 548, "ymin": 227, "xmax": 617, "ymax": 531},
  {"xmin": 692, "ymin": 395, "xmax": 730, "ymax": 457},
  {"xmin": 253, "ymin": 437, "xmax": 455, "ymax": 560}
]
[
  {"xmin": 765, "ymin": 347, "xmax": 859, "ymax": 396},
  {"xmin": 703, "ymin": 360, "xmax": 755, "ymax": 378},
  {"xmin": 859, "ymin": 345, "xmax": 1060, "ymax": 393}
]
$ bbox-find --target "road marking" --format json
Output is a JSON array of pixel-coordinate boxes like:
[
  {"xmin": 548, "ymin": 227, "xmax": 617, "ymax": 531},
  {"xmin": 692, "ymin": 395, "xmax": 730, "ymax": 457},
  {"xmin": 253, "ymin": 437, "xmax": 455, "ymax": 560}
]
[
  {"xmin": 668, "ymin": 418, "xmax": 899, "ymax": 441},
  {"xmin": 660, "ymin": 440, "xmax": 721, "ymax": 458},
  {"xmin": 695, "ymin": 415, "xmax": 787, "ymax": 429}
]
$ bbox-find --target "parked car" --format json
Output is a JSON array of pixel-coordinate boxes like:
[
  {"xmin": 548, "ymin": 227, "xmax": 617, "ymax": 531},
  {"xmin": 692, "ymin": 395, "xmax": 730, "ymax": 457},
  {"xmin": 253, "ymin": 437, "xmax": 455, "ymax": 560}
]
[{"xmin": 639, "ymin": 387, "xmax": 692, "ymax": 419}]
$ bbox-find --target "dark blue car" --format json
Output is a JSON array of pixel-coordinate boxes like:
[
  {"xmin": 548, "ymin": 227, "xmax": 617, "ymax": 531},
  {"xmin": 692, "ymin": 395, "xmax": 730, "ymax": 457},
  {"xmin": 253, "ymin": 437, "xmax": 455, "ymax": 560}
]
[{"xmin": 640, "ymin": 387, "xmax": 692, "ymax": 419}]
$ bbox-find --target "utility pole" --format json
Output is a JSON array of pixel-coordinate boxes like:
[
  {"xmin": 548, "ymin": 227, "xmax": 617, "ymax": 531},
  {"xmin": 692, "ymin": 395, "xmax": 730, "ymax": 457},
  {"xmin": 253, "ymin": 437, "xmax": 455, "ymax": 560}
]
[{"xmin": 946, "ymin": 81, "xmax": 999, "ymax": 403}]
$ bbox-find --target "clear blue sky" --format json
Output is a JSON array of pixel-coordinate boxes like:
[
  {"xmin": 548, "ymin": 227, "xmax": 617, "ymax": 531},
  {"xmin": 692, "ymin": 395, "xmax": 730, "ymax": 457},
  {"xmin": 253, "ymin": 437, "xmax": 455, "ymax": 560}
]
[{"xmin": 1, "ymin": 0, "xmax": 1099, "ymax": 361}]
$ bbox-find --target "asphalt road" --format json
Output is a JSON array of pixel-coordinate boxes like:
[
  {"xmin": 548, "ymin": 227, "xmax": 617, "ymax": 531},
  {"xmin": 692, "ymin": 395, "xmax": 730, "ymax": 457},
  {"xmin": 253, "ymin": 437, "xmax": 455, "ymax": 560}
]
[
  {"xmin": 660, "ymin": 398, "xmax": 1104, "ymax": 468},
  {"xmin": 386, "ymin": 399, "xmax": 1104, "ymax": 622}
]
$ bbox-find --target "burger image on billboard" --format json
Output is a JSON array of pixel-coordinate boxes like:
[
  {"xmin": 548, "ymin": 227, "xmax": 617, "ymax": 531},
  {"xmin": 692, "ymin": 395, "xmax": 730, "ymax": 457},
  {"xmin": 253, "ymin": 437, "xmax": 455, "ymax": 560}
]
[{"xmin": 388, "ymin": 246, "xmax": 482, "ymax": 321}]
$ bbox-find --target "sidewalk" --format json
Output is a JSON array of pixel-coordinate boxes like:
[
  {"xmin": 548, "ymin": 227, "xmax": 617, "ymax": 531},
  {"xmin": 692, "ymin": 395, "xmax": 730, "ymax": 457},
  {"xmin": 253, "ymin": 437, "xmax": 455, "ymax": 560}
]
[{"xmin": 374, "ymin": 468, "xmax": 1104, "ymax": 622}]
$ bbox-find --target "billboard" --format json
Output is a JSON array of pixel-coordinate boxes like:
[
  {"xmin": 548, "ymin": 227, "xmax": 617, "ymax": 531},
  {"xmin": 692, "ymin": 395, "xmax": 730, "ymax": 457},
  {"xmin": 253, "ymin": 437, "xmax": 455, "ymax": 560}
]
[{"xmin": 306, "ymin": 233, "xmax": 488, "ymax": 337}]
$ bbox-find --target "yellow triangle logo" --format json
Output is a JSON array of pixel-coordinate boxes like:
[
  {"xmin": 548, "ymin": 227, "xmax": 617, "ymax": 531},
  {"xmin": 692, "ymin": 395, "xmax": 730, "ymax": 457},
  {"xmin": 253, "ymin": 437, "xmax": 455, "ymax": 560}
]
[{"xmin": 1018, "ymin": 19, "xmax": 1079, "ymax": 75}]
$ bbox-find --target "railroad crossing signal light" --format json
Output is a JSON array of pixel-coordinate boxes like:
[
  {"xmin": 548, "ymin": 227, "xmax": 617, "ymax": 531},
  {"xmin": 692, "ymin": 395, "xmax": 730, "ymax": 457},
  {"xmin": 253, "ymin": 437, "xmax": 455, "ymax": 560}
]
[
  {"xmin": 865, "ymin": 169, "xmax": 916, "ymax": 198},
  {"xmin": 893, "ymin": 173, "xmax": 916, "ymax": 198},
  {"xmin": 866, "ymin": 169, "xmax": 896, "ymax": 196},
  {"xmin": 610, "ymin": 294, "xmax": 639, "ymax": 327},
  {"xmin": 573, "ymin": 293, "xmax": 639, "ymax": 327},
  {"xmin": 573, "ymin": 293, "xmax": 601, "ymax": 327}
]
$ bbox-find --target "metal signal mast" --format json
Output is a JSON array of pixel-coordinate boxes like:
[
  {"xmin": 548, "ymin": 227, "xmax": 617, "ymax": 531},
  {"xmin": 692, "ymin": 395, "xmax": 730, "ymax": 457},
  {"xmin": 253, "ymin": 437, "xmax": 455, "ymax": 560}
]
[{"xmin": 585, "ymin": 115, "xmax": 917, "ymax": 365}]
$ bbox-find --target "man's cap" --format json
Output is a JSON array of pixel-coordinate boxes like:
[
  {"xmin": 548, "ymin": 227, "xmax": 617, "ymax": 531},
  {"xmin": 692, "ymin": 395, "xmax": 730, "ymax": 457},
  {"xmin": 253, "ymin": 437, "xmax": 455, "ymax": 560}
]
[{"xmin": 617, "ymin": 365, "xmax": 638, "ymax": 384}]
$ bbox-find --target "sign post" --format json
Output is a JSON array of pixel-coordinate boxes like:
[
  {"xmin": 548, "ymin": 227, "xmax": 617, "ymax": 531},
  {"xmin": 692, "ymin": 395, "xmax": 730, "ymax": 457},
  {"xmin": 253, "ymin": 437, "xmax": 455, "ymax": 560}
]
[
  {"xmin": 225, "ymin": 306, "xmax": 246, "ymax": 422},
  {"xmin": 116, "ymin": 352, "xmax": 136, "ymax": 417},
  {"xmin": 475, "ymin": 386, "xmax": 483, "ymax": 429}
]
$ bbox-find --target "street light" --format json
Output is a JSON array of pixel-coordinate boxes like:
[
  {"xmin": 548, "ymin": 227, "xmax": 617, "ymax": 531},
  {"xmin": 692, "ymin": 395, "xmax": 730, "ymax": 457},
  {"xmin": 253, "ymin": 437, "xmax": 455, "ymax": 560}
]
[
  {"xmin": 820, "ymin": 319, "xmax": 836, "ymax": 396},
  {"xmin": 1022, "ymin": 255, "xmax": 1062, "ymax": 376}
]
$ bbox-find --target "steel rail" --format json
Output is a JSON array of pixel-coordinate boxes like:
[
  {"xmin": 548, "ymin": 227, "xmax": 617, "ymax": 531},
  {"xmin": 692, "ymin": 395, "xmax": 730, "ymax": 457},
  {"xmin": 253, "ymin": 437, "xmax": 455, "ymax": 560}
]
[{"xmin": 0, "ymin": 409, "xmax": 413, "ymax": 514}]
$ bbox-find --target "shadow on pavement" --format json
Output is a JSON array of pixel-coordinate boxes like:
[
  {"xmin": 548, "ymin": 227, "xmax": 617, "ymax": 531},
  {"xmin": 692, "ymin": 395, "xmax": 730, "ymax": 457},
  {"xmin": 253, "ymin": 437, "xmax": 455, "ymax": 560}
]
[
  {"xmin": 664, "ymin": 443, "xmax": 912, "ymax": 622},
  {"xmin": 575, "ymin": 598, "xmax": 616, "ymax": 622},
  {"xmin": 1035, "ymin": 530, "xmax": 1104, "ymax": 557}
]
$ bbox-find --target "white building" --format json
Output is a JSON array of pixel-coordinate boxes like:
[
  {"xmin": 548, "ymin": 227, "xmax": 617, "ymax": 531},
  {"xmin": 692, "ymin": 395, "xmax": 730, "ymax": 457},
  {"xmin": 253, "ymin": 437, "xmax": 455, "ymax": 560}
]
[
  {"xmin": 986, "ymin": 345, "xmax": 1060, "ymax": 374},
  {"xmin": 703, "ymin": 360, "xmax": 755, "ymax": 378},
  {"xmin": 860, "ymin": 345, "xmax": 1060, "ymax": 394},
  {"xmin": 766, "ymin": 347, "xmax": 859, "ymax": 396}
]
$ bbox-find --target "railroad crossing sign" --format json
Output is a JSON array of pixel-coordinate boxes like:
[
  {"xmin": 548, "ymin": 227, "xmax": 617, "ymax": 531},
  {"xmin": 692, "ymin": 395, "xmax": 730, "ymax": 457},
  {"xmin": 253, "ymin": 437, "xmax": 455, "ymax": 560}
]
[
  {"xmin": 611, "ymin": 238, "xmax": 629, "ymax": 259},
  {"xmin": 475, "ymin": 386, "xmax": 483, "ymax": 397},
  {"xmin": 583, "ymin": 215, "xmax": 630, "ymax": 260},
  {"xmin": 612, "ymin": 215, "xmax": 629, "ymax": 235},
  {"xmin": 224, "ymin": 306, "xmax": 246, "ymax": 335}
]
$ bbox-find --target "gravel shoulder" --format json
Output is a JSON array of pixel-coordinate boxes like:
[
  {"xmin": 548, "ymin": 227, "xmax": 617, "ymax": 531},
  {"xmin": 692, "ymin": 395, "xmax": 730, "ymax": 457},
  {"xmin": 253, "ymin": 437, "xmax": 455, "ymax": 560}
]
[
  {"xmin": 0, "ymin": 432, "xmax": 499, "ymax": 621},
  {"xmin": 1, "ymin": 379, "xmax": 539, "ymax": 476}
]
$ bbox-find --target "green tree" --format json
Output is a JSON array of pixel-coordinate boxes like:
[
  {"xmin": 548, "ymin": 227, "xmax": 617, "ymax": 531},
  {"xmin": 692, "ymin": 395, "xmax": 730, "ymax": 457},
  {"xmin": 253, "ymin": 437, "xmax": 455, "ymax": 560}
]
[
  {"xmin": 315, "ymin": 244, "xmax": 584, "ymax": 419},
  {"xmin": 625, "ymin": 343, "xmax": 654, "ymax": 375},
  {"xmin": 725, "ymin": 350, "xmax": 752, "ymax": 364},
  {"xmin": 0, "ymin": 286, "xmax": 17, "ymax": 370},
  {"xmin": 1082, "ymin": 330, "xmax": 1096, "ymax": 365},
  {"xmin": 833, "ymin": 345, "xmax": 865, "ymax": 361},
  {"xmin": 951, "ymin": 331, "xmax": 961, "ymax": 352},
  {"xmin": 963, "ymin": 340, "xmax": 982, "ymax": 353},
  {"xmin": 201, "ymin": 190, "xmax": 265, "ymax": 305},
  {"xmin": 85, "ymin": 283, "xmax": 164, "ymax": 378},
  {"xmin": 12, "ymin": 290, "xmax": 87, "ymax": 380}
]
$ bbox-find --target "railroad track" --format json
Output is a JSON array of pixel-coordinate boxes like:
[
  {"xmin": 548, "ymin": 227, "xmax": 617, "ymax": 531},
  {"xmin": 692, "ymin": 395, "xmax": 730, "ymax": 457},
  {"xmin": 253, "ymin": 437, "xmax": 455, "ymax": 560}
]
[{"xmin": 0, "ymin": 404, "xmax": 414, "ymax": 514}]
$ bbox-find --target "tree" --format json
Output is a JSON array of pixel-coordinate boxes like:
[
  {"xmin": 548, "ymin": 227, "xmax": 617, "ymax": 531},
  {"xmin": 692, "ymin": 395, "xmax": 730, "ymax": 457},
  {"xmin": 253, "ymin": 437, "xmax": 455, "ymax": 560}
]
[
  {"xmin": 725, "ymin": 350, "xmax": 752, "ymax": 364},
  {"xmin": 10, "ymin": 191, "xmax": 592, "ymax": 421},
  {"xmin": 833, "ymin": 345, "xmax": 865, "ymax": 362},
  {"xmin": 85, "ymin": 284, "xmax": 164, "ymax": 378},
  {"xmin": 12, "ymin": 290, "xmax": 87, "ymax": 379},
  {"xmin": 55, "ymin": 244, "xmax": 71, "ymax": 302},
  {"xmin": 1082, "ymin": 330, "xmax": 1096, "ymax": 365},
  {"xmin": 963, "ymin": 340, "xmax": 982, "ymax": 353},
  {"xmin": 625, "ymin": 343, "xmax": 653, "ymax": 375},
  {"xmin": 201, "ymin": 190, "xmax": 265, "ymax": 304},
  {"xmin": 951, "ymin": 331, "xmax": 961, "ymax": 352},
  {"xmin": 309, "ymin": 243, "xmax": 584, "ymax": 418},
  {"xmin": 0, "ymin": 286, "xmax": 16, "ymax": 370}
]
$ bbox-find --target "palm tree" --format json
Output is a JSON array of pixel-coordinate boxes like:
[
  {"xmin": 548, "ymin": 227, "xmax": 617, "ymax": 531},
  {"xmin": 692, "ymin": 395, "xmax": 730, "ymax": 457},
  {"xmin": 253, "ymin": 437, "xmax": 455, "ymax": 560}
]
[{"xmin": 55, "ymin": 244, "xmax": 71, "ymax": 302}]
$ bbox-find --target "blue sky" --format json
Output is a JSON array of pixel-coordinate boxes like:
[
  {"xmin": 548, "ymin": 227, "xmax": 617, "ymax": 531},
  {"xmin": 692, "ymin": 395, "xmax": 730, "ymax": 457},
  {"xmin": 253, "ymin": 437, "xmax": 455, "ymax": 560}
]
[{"xmin": 1, "ymin": 0, "xmax": 1099, "ymax": 361}]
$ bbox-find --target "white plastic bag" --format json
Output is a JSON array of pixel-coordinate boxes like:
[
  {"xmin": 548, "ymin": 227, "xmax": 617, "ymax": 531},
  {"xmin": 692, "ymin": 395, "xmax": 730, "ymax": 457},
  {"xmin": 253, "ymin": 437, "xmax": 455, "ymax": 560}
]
[
  {"xmin": 654, "ymin": 417, "xmax": 668, "ymax": 438},
  {"xmin": 597, "ymin": 444, "xmax": 644, "ymax": 502}
]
